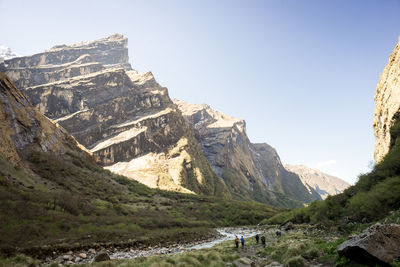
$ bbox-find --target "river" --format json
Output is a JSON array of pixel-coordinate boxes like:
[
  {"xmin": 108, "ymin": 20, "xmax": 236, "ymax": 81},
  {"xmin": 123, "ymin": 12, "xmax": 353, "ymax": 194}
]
[{"xmin": 46, "ymin": 226, "xmax": 264, "ymax": 265}]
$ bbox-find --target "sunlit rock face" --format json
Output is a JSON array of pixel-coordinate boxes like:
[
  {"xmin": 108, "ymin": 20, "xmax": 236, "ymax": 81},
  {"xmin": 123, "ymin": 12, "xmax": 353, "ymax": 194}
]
[
  {"xmin": 0, "ymin": 72, "xmax": 89, "ymax": 166},
  {"xmin": 174, "ymin": 100, "xmax": 322, "ymax": 205},
  {"xmin": 1, "ymin": 35, "xmax": 229, "ymax": 198},
  {"xmin": 373, "ymin": 38, "xmax": 400, "ymax": 162},
  {"xmin": 284, "ymin": 164, "xmax": 350, "ymax": 199}
]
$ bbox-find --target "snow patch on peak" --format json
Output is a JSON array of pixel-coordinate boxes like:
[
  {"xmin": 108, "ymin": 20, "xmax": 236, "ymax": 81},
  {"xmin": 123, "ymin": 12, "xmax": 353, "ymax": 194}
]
[{"xmin": 0, "ymin": 46, "xmax": 20, "ymax": 61}]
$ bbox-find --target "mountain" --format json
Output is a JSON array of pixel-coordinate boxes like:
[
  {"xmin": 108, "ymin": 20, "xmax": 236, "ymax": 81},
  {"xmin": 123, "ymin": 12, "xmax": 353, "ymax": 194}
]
[
  {"xmin": 0, "ymin": 46, "xmax": 19, "ymax": 62},
  {"xmin": 0, "ymin": 71, "xmax": 281, "ymax": 254},
  {"xmin": 373, "ymin": 37, "xmax": 400, "ymax": 162},
  {"xmin": 1, "ymin": 34, "xmax": 324, "ymax": 207},
  {"xmin": 0, "ymin": 34, "xmax": 229, "ymax": 198},
  {"xmin": 174, "ymin": 100, "xmax": 321, "ymax": 206},
  {"xmin": 284, "ymin": 164, "xmax": 350, "ymax": 199},
  {"xmin": 266, "ymin": 37, "xmax": 400, "ymax": 227},
  {"xmin": 0, "ymin": 72, "xmax": 88, "ymax": 165}
]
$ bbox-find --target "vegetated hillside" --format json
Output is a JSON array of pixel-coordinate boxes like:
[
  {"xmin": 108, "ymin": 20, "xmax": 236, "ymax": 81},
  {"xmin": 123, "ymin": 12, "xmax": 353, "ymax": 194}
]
[
  {"xmin": 265, "ymin": 118, "xmax": 400, "ymax": 226},
  {"xmin": 0, "ymin": 72, "xmax": 282, "ymax": 256}
]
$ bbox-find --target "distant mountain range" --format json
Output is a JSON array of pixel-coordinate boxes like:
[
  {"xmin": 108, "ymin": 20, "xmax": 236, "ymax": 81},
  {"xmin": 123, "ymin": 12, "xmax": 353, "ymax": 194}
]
[{"xmin": 284, "ymin": 164, "xmax": 350, "ymax": 199}]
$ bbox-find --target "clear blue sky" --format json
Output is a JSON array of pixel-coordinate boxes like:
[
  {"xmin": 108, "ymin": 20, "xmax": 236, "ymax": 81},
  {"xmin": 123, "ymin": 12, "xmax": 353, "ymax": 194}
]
[{"xmin": 1, "ymin": 0, "xmax": 399, "ymax": 184}]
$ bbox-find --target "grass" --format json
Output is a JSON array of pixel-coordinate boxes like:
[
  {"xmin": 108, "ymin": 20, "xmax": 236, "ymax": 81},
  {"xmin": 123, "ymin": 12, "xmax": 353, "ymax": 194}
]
[
  {"xmin": 0, "ymin": 149, "xmax": 282, "ymax": 257},
  {"xmin": 257, "ymin": 227, "xmax": 362, "ymax": 267}
]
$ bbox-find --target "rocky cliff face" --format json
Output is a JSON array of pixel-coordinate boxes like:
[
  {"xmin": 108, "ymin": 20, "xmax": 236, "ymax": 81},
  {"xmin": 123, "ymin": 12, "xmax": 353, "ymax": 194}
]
[
  {"xmin": 0, "ymin": 72, "xmax": 88, "ymax": 165},
  {"xmin": 373, "ymin": 38, "xmax": 400, "ymax": 162},
  {"xmin": 1, "ymin": 35, "xmax": 229, "ymax": 197},
  {"xmin": 174, "ymin": 100, "xmax": 321, "ymax": 205},
  {"xmin": 284, "ymin": 164, "xmax": 350, "ymax": 199}
]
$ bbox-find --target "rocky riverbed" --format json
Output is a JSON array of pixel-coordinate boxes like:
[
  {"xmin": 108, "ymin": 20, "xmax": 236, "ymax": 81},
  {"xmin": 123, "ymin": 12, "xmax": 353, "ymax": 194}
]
[{"xmin": 44, "ymin": 226, "xmax": 263, "ymax": 265}]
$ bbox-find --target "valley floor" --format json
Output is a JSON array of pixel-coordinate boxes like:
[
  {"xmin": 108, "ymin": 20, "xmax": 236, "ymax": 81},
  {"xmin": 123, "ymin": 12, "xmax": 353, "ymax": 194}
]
[{"xmin": 0, "ymin": 224, "xmax": 374, "ymax": 267}]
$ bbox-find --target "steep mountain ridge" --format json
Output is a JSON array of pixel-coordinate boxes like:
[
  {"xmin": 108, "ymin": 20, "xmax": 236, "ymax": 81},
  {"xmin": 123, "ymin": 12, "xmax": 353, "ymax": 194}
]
[
  {"xmin": 373, "ymin": 37, "xmax": 400, "ymax": 162},
  {"xmin": 0, "ymin": 72, "xmax": 88, "ymax": 165},
  {"xmin": 1, "ymin": 34, "xmax": 229, "ymax": 198},
  {"xmin": 174, "ymin": 100, "xmax": 322, "ymax": 205},
  {"xmin": 284, "ymin": 164, "xmax": 350, "ymax": 199}
]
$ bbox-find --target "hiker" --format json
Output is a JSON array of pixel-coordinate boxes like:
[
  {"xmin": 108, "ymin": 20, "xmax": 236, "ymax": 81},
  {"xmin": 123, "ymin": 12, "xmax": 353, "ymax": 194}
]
[
  {"xmin": 235, "ymin": 235, "xmax": 239, "ymax": 248},
  {"xmin": 255, "ymin": 234, "xmax": 259, "ymax": 244},
  {"xmin": 261, "ymin": 235, "xmax": 266, "ymax": 248},
  {"xmin": 240, "ymin": 235, "xmax": 245, "ymax": 248},
  {"xmin": 276, "ymin": 230, "xmax": 281, "ymax": 237}
]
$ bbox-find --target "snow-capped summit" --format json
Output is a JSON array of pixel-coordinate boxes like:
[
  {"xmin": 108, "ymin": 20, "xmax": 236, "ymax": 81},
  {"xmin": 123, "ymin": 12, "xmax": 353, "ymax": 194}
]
[{"xmin": 0, "ymin": 46, "xmax": 20, "ymax": 62}]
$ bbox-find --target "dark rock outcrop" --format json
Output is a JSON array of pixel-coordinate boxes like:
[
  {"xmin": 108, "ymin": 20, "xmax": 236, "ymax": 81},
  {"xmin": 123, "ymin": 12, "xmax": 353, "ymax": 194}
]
[{"xmin": 337, "ymin": 223, "xmax": 400, "ymax": 266}]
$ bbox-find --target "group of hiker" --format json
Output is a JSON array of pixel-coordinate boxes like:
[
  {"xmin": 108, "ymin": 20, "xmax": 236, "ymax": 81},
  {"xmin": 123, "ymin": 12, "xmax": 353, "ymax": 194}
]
[{"xmin": 235, "ymin": 230, "xmax": 282, "ymax": 249}]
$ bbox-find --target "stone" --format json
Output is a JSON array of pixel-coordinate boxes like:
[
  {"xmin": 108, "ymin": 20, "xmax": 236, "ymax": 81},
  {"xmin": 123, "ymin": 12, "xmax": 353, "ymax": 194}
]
[
  {"xmin": 62, "ymin": 255, "xmax": 72, "ymax": 261},
  {"xmin": 283, "ymin": 221, "xmax": 294, "ymax": 231},
  {"xmin": 232, "ymin": 257, "xmax": 255, "ymax": 267},
  {"xmin": 78, "ymin": 253, "xmax": 87, "ymax": 259},
  {"xmin": 88, "ymin": 248, "xmax": 96, "ymax": 254},
  {"xmin": 373, "ymin": 37, "xmax": 400, "ymax": 162},
  {"xmin": 74, "ymin": 256, "xmax": 81, "ymax": 262},
  {"xmin": 93, "ymin": 250, "xmax": 111, "ymax": 262},
  {"xmin": 337, "ymin": 223, "xmax": 400, "ymax": 266},
  {"xmin": 264, "ymin": 262, "xmax": 283, "ymax": 267}
]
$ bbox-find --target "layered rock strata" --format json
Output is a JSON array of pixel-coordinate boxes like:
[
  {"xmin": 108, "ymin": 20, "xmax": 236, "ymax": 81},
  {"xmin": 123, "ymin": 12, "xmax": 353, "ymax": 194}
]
[
  {"xmin": 1, "ymin": 35, "xmax": 228, "ymax": 197},
  {"xmin": 373, "ymin": 37, "xmax": 400, "ymax": 162},
  {"xmin": 174, "ymin": 100, "xmax": 321, "ymax": 205},
  {"xmin": 0, "ymin": 72, "xmax": 88, "ymax": 165},
  {"xmin": 284, "ymin": 164, "xmax": 350, "ymax": 199}
]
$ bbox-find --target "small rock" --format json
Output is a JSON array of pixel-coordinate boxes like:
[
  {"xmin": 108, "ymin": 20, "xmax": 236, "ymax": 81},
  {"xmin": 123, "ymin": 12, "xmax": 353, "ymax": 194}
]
[
  {"xmin": 66, "ymin": 260, "xmax": 74, "ymax": 265},
  {"xmin": 264, "ymin": 262, "xmax": 283, "ymax": 267},
  {"xmin": 75, "ymin": 256, "xmax": 81, "ymax": 262},
  {"xmin": 283, "ymin": 221, "xmax": 294, "ymax": 231},
  {"xmin": 233, "ymin": 257, "xmax": 254, "ymax": 267},
  {"xmin": 78, "ymin": 253, "xmax": 87, "ymax": 259},
  {"xmin": 55, "ymin": 256, "xmax": 64, "ymax": 263},
  {"xmin": 67, "ymin": 251, "xmax": 73, "ymax": 255},
  {"xmin": 63, "ymin": 255, "xmax": 72, "ymax": 261},
  {"xmin": 93, "ymin": 250, "xmax": 110, "ymax": 262},
  {"xmin": 88, "ymin": 248, "xmax": 96, "ymax": 254}
]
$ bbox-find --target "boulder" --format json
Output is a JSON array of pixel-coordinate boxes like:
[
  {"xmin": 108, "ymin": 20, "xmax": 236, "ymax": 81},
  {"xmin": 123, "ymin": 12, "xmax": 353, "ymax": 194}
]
[
  {"xmin": 337, "ymin": 223, "xmax": 400, "ymax": 266},
  {"xmin": 93, "ymin": 250, "xmax": 110, "ymax": 262},
  {"xmin": 78, "ymin": 252, "xmax": 87, "ymax": 259},
  {"xmin": 283, "ymin": 221, "xmax": 294, "ymax": 231},
  {"xmin": 232, "ymin": 257, "xmax": 256, "ymax": 267}
]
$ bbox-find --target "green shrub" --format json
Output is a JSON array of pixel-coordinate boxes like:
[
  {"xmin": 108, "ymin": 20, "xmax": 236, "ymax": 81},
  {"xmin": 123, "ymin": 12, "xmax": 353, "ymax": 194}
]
[
  {"xmin": 284, "ymin": 256, "xmax": 306, "ymax": 267},
  {"xmin": 301, "ymin": 247, "xmax": 319, "ymax": 260}
]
